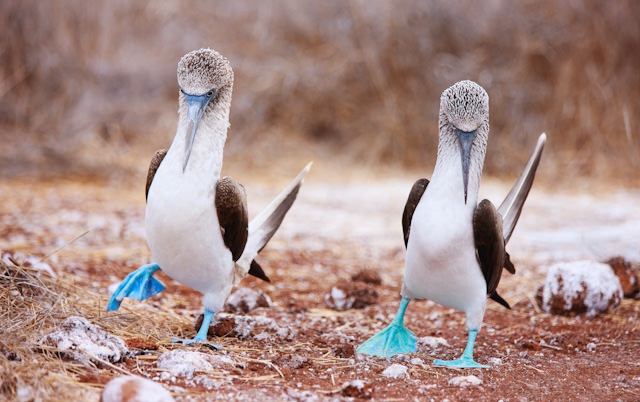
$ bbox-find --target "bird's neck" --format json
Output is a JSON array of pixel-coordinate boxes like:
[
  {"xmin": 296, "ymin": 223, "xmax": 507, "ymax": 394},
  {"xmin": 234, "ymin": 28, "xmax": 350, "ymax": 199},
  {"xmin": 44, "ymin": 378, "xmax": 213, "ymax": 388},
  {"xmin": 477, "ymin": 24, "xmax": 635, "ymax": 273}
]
[
  {"xmin": 173, "ymin": 93, "xmax": 232, "ymax": 178},
  {"xmin": 431, "ymin": 142, "xmax": 484, "ymax": 207}
]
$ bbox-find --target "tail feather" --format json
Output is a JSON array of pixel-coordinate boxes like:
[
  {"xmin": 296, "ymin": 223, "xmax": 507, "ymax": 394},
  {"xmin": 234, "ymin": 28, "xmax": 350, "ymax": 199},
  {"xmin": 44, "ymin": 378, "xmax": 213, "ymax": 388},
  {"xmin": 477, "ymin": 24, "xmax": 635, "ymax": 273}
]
[
  {"xmin": 236, "ymin": 162, "xmax": 312, "ymax": 277},
  {"xmin": 498, "ymin": 133, "xmax": 546, "ymax": 244},
  {"xmin": 489, "ymin": 291, "xmax": 511, "ymax": 309},
  {"xmin": 248, "ymin": 260, "xmax": 271, "ymax": 282}
]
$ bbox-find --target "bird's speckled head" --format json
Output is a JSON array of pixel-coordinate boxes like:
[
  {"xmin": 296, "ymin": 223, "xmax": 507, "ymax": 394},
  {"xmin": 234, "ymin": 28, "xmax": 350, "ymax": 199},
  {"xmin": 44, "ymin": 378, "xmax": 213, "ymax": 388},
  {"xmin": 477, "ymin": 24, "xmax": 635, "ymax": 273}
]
[
  {"xmin": 439, "ymin": 80, "xmax": 489, "ymax": 134},
  {"xmin": 174, "ymin": 49, "xmax": 234, "ymax": 172},
  {"xmin": 177, "ymin": 48, "xmax": 234, "ymax": 95},
  {"xmin": 436, "ymin": 80, "xmax": 490, "ymax": 204}
]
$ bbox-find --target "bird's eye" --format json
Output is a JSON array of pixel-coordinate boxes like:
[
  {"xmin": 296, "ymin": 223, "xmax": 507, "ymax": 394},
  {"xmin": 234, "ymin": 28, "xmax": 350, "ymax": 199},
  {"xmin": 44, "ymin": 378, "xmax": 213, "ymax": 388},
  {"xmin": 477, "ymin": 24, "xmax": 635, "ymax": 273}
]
[{"xmin": 207, "ymin": 90, "xmax": 214, "ymax": 97}]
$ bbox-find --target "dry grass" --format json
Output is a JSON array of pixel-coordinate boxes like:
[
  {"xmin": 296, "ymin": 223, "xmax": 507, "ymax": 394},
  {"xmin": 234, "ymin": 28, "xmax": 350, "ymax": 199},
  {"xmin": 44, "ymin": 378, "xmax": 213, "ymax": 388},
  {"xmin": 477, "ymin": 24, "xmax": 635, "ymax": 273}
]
[
  {"xmin": 1, "ymin": 0, "xmax": 639, "ymax": 183},
  {"xmin": 0, "ymin": 256, "xmax": 189, "ymax": 401},
  {"xmin": 0, "ymin": 257, "xmax": 96, "ymax": 400},
  {"xmin": 0, "ymin": 253, "xmax": 365, "ymax": 400}
]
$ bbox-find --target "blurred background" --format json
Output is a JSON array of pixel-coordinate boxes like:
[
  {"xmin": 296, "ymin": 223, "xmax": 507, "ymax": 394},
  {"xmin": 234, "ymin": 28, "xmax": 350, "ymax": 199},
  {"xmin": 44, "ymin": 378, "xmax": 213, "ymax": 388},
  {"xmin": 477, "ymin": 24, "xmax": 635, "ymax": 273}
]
[{"xmin": 1, "ymin": 0, "xmax": 639, "ymax": 186}]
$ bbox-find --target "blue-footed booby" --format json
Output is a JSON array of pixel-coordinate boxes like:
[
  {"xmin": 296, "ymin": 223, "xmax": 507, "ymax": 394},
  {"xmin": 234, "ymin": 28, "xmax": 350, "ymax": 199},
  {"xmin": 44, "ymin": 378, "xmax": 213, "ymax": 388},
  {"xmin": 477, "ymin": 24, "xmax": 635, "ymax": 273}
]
[
  {"xmin": 357, "ymin": 80, "xmax": 546, "ymax": 368},
  {"xmin": 107, "ymin": 48, "xmax": 311, "ymax": 345}
]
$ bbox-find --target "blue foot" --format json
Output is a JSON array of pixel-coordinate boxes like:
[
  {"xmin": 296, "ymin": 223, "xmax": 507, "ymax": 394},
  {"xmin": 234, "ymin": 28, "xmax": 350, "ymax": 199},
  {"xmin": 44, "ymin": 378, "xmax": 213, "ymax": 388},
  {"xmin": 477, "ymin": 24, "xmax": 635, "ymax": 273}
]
[
  {"xmin": 357, "ymin": 297, "xmax": 417, "ymax": 357},
  {"xmin": 357, "ymin": 322, "xmax": 417, "ymax": 357},
  {"xmin": 433, "ymin": 357, "xmax": 489, "ymax": 369},
  {"xmin": 433, "ymin": 329, "xmax": 490, "ymax": 369},
  {"xmin": 107, "ymin": 263, "xmax": 165, "ymax": 311},
  {"xmin": 173, "ymin": 310, "xmax": 221, "ymax": 350}
]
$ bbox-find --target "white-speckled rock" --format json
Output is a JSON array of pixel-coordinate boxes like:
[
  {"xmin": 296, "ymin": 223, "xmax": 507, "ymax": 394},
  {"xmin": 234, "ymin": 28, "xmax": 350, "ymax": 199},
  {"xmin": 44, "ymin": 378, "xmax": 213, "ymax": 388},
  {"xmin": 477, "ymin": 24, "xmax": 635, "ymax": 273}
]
[
  {"xmin": 341, "ymin": 380, "xmax": 373, "ymax": 398},
  {"xmin": 541, "ymin": 260, "xmax": 623, "ymax": 316},
  {"xmin": 418, "ymin": 336, "xmax": 449, "ymax": 349},
  {"xmin": 325, "ymin": 286, "xmax": 352, "ymax": 310},
  {"xmin": 38, "ymin": 316, "xmax": 128, "ymax": 363},
  {"xmin": 381, "ymin": 363, "xmax": 409, "ymax": 379},
  {"xmin": 156, "ymin": 350, "xmax": 239, "ymax": 379},
  {"xmin": 449, "ymin": 375, "xmax": 482, "ymax": 387},
  {"xmin": 488, "ymin": 357, "xmax": 503, "ymax": 366},
  {"xmin": 224, "ymin": 287, "xmax": 271, "ymax": 313}
]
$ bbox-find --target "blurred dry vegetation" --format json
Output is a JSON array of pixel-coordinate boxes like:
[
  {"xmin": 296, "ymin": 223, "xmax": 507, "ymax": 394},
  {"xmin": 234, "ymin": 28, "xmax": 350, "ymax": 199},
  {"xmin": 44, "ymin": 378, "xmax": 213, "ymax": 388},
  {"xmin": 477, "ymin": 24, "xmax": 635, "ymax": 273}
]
[{"xmin": 1, "ymin": 0, "xmax": 639, "ymax": 185}]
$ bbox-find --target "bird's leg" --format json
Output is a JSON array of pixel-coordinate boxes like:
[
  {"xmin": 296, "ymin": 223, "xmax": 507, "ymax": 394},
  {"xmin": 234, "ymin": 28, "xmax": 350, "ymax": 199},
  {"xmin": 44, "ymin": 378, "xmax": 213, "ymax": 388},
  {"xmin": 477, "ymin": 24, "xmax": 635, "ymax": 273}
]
[
  {"xmin": 192, "ymin": 310, "xmax": 215, "ymax": 342},
  {"xmin": 391, "ymin": 296, "xmax": 411, "ymax": 326},
  {"xmin": 106, "ymin": 263, "xmax": 166, "ymax": 311},
  {"xmin": 433, "ymin": 329, "xmax": 490, "ymax": 368},
  {"xmin": 178, "ymin": 309, "xmax": 220, "ymax": 349},
  {"xmin": 356, "ymin": 297, "xmax": 417, "ymax": 357}
]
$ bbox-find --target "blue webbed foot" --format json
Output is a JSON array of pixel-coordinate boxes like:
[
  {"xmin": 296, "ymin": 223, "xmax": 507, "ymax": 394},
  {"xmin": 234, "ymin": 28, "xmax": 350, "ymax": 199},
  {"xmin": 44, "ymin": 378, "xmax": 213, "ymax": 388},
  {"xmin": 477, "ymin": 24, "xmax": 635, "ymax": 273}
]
[
  {"xmin": 433, "ymin": 357, "xmax": 490, "ymax": 369},
  {"xmin": 357, "ymin": 322, "xmax": 417, "ymax": 357},
  {"xmin": 357, "ymin": 297, "xmax": 416, "ymax": 357},
  {"xmin": 172, "ymin": 310, "xmax": 221, "ymax": 350},
  {"xmin": 107, "ymin": 263, "xmax": 165, "ymax": 311},
  {"xmin": 433, "ymin": 329, "xmax": 490, "ymax": 369},
  {"xmin": 177, "ymin": 338, "xmax": 221, "ymax": 350}
]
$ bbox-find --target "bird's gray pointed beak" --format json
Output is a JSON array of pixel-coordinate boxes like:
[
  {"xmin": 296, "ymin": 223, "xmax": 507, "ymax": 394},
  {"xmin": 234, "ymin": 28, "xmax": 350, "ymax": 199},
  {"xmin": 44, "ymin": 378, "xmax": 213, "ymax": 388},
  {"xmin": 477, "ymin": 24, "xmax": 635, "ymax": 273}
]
[
  {"xmin": 183, "ymin": 91, "xmax": 215, "ymax": 172},
  {"xmin": 455, "ymin": 128, "xmax": 477, "ymax": 204}
]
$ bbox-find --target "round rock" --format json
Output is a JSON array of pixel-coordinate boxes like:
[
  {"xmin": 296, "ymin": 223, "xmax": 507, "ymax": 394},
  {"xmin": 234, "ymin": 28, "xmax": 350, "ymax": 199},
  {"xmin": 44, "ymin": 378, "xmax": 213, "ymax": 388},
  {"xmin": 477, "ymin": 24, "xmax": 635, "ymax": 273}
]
[
  {"xmin": 101, "ymin": 375, "xmax": 174, "ymax": 402},
  {"xmin": 541, "ymin": 260, "xmax": 623, "ymax": 316},
  {"xmin": 605, "ymin": 256, "xmax": 639, "ymax": 297}
]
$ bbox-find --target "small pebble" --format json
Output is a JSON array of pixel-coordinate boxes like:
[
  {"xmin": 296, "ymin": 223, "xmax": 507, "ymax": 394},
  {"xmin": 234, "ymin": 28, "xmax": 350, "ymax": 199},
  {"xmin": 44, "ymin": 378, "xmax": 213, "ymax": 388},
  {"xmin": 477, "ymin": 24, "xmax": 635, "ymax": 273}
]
[
  {"xmin": 410, "ymin": 357, "xmax": 424, "ymax": 366},
  {"xmin": 488, "ymin": 357, "xmax": 503, "ymax": 366},
  {"xmin": 381, "ymin": 363, "xmax": 408, "ymax": 379},
  {"xmin": 448, "ymin": 375, "xmax": 482, "ymax": 387},
  {"xmin": 418, "ymin": 336, "xmax": 448, "ymax": 348},
  {"xmin": 341, "ymin": 380, "xmax": 373, "ymax": 399}
]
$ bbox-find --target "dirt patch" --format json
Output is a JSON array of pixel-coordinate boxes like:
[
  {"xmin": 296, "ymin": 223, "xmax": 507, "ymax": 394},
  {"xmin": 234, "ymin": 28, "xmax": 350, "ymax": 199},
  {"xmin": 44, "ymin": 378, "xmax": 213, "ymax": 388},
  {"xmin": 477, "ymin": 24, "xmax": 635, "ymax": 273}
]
[{"xmin": 1, "ymin": 180, "xmax": 640, "ymax": 401}]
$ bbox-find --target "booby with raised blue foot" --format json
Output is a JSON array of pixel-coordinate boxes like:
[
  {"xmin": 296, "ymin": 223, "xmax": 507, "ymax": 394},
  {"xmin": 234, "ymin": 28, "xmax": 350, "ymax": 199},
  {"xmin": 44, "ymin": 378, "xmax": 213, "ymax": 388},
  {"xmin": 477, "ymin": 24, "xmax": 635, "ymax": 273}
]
[
  {"xmin": 357, "ymin": 80, "xmax": 546, "ymax": 368},
  {"xmin": 107, "ymin": 48, "xmax": 311, "ymax": 346}
]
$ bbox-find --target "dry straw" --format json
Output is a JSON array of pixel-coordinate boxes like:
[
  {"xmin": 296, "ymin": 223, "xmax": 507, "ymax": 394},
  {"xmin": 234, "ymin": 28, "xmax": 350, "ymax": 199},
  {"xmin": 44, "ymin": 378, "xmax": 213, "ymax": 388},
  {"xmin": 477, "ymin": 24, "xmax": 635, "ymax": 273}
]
[{"xmin": 0, "ymin": 256, "xmax": 184, "ymax": 400}]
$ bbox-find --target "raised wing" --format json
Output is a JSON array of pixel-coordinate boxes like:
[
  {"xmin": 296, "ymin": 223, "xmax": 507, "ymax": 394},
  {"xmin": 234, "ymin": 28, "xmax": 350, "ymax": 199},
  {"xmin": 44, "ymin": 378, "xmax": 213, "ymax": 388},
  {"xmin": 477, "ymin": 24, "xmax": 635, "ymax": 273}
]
[
  {"xmin": 245, "ymin": 162, "xmax": 311, "ymax": 255},
  {"xmin": 498, "ymin": 133, "xmax": 546, "ymax": 243},
  {"xmin": 236, "ymin": 162, "xmax": 312, "ymax": 283}
]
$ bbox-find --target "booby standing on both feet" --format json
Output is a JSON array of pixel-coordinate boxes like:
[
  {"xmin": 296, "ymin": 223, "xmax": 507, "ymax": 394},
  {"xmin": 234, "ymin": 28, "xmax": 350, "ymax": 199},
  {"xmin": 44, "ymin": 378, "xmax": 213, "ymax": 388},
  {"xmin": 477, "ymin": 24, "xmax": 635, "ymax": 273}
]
[
  {"xmin": 357, "ymin": 80, "xmax": 546, "ymax": 368},
  {"xmin": 107, "ymin": 48, "xmax": 311, "ymax": 345}
]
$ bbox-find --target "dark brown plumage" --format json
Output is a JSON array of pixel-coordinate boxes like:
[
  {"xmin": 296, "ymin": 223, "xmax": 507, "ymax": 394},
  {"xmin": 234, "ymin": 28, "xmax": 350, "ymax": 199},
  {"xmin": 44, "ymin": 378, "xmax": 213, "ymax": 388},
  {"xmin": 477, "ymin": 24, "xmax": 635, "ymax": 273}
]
[
  {"xmin": 215, "ymin": 176, "xmax": 249, "ymax": 262},
  {"xmin": 473, "ymin": 199, "xmax": 511, "ymax": 309},
  {"xmin": 401, "ymin": 178, "xmax": 429, "ymax": 248},
  {"xmin": 145, "ymin": 149, "xmax": 167, "ymax": 201}
]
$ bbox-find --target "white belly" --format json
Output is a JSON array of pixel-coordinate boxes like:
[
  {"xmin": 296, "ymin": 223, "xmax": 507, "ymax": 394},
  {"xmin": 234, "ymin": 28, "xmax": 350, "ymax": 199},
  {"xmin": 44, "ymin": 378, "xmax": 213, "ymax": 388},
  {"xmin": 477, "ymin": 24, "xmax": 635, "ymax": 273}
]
[
  {"xmin": 145, "ymin": 154, "xmax": 233, "ymax": 311},
  {"xmin": 402, "ymin": 184, "xmax": 487, "ymax": 329}
]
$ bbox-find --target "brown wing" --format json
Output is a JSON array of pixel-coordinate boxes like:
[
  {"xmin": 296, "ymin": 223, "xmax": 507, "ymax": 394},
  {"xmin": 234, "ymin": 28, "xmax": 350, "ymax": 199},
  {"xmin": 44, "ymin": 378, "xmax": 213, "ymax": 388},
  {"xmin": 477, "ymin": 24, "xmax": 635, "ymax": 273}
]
[
  {"xmin": 473, "ymin": 199, "xmax": 512, "ymax": 309},
  {"xmin": 401, "ymin": 178, "xmax": 429, "ymax": 248},
  {"xmin": 145, "ymin": 149, "xmax": 167, "ymax": 201},
  {"xmin": 215, "ymin": 176, "xmax": 249, "ymax": 262}
]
